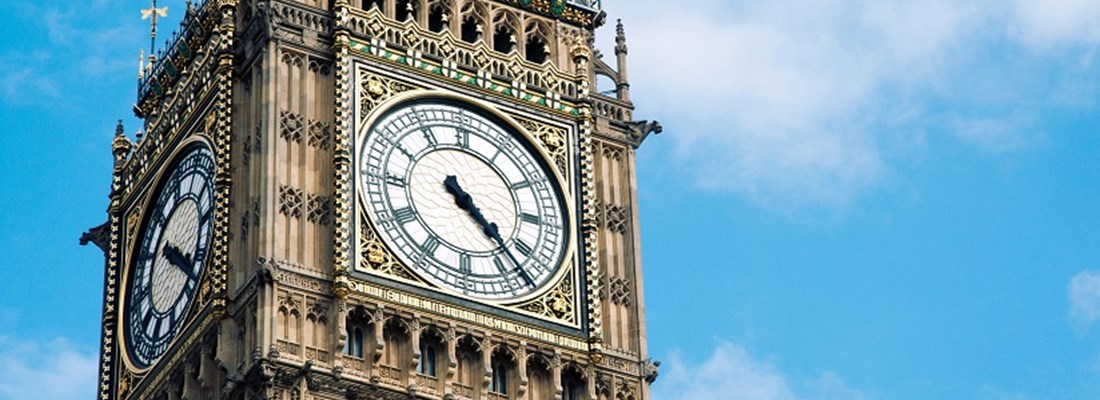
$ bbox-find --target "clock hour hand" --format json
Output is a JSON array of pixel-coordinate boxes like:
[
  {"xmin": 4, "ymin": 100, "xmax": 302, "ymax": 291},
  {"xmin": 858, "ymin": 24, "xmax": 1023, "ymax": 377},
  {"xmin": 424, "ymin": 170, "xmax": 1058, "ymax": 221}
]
[
  {"xmin": 443, "ymin": 176, "xmax": 536, "ymax": 286},
  {"xmin": 444, "ymin": 175, "xmax": 498, "ymax": 240},
  {"xmin": 162, "ymin": 243, "xmax": 198, "ymax": 281}
]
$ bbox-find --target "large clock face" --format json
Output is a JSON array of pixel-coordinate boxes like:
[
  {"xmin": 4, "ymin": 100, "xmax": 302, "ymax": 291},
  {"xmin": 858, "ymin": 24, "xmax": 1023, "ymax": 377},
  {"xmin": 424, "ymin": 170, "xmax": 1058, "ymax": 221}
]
[
  {"xmin": 123, "ymin": 144, "xmax": 214, "ymax": 369},
  {"xmin": 359, "ymin": 100, "xmax": 569, "ymax": 301}
]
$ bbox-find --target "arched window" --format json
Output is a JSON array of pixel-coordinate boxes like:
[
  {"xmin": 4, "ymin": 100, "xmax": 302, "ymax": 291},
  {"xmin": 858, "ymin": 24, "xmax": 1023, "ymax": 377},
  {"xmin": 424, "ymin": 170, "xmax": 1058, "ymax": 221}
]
[
  {"xmin": 562, "ymin": 365, "xmax": 587, "ymax": 400},
  {"xmin": 396, "ymin": 0, "xmax": 416, "ymax": 22},
  {"xmin": 490, "ymin": 350, "xmax": 513, "ymax": 395},
  {"xmin": 491, "ymin": 360, "xmax": 508, "ymax": 394},
  {"xmin": 428, "ymin": 5, "xmax": 447, "ymax": 33},
  {"xmin": 461, "ymin": 16, "xmax": 481, "ymax": 43},
  {"xmin": 344, "ymin": 326, "xmax": 364, "ymax": 357},
  {"xmin": 362, "ymin": 0, "xmax": 383, "ymax": 11},
  {"xmin": 493, "ymin": 26, "xmax": 514, "ymax": 54},
  {"xmin": 417, "ymin": 340, "xmax": 437, "ymax": 376},
  {"xmin": 525, "ymin": 35, "xmax": 547, "ymax": 63},
  {"xmin": 528, "ymin": 356, "xmax": 553, "ymax": 399},
  {"xmin": 343, "ymin": 307, "xmax": 372, "ymax": 360}
]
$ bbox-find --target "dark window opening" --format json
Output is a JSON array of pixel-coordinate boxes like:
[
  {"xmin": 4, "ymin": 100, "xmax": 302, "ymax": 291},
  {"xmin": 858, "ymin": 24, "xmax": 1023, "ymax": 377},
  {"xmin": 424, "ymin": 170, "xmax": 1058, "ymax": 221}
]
[
  {"xmin": 493, "ymin": 26, "xmax": 514, "ymax": 53},
  {"xmin": 525, "ymin": 36, "xmax": 547, "ymax": 63},
  {"xmin": 428, "ymin": 7, "xmax": 447, "ymax": 32},
  {"xmin": 417, "ymin": 341, "xmax": 438, "ymax": 376},
  {"xmin": 491, "ymin": 359, "xmax": 509, "ymax": 394},
  {"xmin": 562, "ymin": 367, "xmax": 586, "ymax": 400},
  {"xmin": 363, "ymin": 0, "xmax": 383, "ymax": 11},
  {"xmin": 344, "ymin": 326, "xmax": 364, "ymax": 357},
  {"xmin": 461, "ymin": 17, "xmax": 480, "ymax": 43},
  {"xmin": 396, "ymin": 0, "xmax": 415, "ymax": 22}
]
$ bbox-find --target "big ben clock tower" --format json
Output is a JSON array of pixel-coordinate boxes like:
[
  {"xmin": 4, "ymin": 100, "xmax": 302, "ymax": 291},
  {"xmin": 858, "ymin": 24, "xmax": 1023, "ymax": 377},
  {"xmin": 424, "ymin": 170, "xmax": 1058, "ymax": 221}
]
[{"xmin": 86, "ymin": 0, "xmax": 661, "ymax": 399}]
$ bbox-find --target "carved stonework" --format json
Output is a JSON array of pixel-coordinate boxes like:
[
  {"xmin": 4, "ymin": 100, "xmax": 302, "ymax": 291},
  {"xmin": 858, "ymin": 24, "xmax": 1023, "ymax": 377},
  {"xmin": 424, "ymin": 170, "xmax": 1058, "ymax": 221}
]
[
  {"xmin": 608, "ymin": 277, "xmax": 631, "ymax": 307},
  {"xmin": 602, "ymin": 145, "xmax": 623, "ymax": 162},
  {"xmin": 243, "ymin": 122, "xmax": 262, "ymax": 165},
  {"xmin": 605, "ymin": 203, "xmax": 629, "ymax": 234},
  {"xmin": 279, "ymin": 185, "xmax": 304, "ymax": 218},
  {"xmin": 307, "ymin": 193, "xmax": 333, "ymax": 225},
  {"xmin": 308, "ymin": 119, "xmax": 332, "ymax": 150},
  {"xmin": 280, "ymin": 110, "xmax": 305, "ymax": 143},
  {"xmin": 241, "ymin": 197, "xmax": 260, "ymax": 240},
  {"xmin": 309, "ymin": 58, "xmax": 332, "ymax": 76}
]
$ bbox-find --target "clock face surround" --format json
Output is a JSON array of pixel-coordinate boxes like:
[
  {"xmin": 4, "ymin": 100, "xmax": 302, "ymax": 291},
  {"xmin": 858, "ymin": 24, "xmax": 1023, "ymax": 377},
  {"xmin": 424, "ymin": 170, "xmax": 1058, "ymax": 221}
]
[
  {"xmin": 359, "ymin": 99, "xmax": 570, "ymax": 301},
  {"xmin": 123, "ymin": 143, "xmax": 214, "ymax": 370}
]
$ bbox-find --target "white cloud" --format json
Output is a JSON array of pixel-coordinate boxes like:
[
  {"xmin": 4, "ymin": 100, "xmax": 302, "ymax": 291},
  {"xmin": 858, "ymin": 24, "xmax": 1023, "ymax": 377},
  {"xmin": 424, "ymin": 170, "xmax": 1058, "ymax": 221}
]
[
  {"xmin": 0, "ymin": 336, "xmax": 98, "ymax": 400},
  {"xmin": 651, "ymin": 342, "xmax": 865, "ymax": 400},
  {"xmin": 598, "ymin": 0, "xmax": 1097, "ymax": 211},
  {"xmin": 1013, "ymin": 0, "xmax": 1100, "ymax": 47},
  {"xmin": 1069, "ymin": 270, "xmax": 1100, "ymax": 331}
]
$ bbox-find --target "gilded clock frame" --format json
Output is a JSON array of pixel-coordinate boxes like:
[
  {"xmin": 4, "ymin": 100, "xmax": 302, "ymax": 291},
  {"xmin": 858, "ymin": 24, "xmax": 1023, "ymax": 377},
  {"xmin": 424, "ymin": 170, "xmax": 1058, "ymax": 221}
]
[{"xmin": 348, "ymin": 67, "xmax": 585, "ymax": 330}]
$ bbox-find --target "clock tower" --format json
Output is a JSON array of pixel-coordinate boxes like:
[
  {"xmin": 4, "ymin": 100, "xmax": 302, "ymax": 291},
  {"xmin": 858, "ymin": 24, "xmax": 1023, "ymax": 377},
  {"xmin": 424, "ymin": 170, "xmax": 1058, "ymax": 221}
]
[{"xmin": 86, "ymin": 0, "xmax": 661, "ymax": 399}]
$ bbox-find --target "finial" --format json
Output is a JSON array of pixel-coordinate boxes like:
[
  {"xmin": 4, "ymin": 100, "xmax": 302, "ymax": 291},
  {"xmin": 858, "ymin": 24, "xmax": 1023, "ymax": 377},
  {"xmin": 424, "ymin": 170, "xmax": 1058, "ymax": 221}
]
[
  {"xmin": 112, "ymin": 119, "xmax": 133, "ymax": 164},
  {"xmin": 141, "ymin": 0, "xmax": 169, "ymax": 57},
  {"xmin": 614, "ymin": 19, "xmax": 627, "ymax": 55},
  {"xmin": 138, "ymin": 49, "xmax": 145, "ymax": 80},
  {"xmin": 136, "ymin": 128, "xmax": 144, "ymax": 141}
]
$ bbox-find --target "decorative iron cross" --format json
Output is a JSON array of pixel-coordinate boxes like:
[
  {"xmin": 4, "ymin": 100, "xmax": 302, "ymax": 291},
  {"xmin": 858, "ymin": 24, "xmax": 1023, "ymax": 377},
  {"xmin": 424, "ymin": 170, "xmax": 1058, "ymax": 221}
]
[{"xmin": 141, "ymin": 0, "xmax": 168, "ymax": 55}]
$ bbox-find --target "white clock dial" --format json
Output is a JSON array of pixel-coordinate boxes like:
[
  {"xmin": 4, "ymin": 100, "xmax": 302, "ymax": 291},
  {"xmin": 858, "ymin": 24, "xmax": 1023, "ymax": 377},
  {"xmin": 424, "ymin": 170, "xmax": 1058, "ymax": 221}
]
[
  {"xmin": 124, "ymin": 144, "xmax": 214, "ymax": 369},
  {"xmin": 359, "ymin": 100, "xmax": 569, "ymax": 301}
]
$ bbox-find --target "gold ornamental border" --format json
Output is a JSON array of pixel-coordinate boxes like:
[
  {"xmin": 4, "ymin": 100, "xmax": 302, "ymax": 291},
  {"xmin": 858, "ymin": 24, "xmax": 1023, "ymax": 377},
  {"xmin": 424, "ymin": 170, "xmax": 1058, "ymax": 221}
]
[{"xmin": 351, "ymin": 89, "xmax": 580, "ymax": 310}]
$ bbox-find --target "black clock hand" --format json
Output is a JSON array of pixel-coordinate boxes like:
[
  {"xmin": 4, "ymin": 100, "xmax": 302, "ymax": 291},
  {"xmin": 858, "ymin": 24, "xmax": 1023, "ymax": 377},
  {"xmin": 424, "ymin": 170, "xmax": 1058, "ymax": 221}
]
[
  {"xmin": 162, "ymin": 243, "xmax": 198, "ymax": 281},
  {"xmin": 443, "ymin": 176, "xmax": 536, "ymax": 286}
]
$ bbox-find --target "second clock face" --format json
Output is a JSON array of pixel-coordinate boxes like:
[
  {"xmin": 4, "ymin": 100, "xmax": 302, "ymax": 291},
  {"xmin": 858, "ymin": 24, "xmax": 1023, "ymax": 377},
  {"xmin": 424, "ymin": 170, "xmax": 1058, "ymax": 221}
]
[
  {"xmin": 123, "ymin": 144, "xmax": 214, "ymax": 369},
  {"xmin": 359, "ymin": 100, "xmax": 569, "ymax": 301}
]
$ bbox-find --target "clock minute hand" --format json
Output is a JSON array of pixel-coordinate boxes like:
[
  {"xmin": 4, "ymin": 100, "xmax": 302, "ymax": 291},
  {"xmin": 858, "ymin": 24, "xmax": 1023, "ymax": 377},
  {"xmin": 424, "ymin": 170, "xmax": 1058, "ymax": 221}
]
[
  {"xmin": 443, "ymin": 176, "xmax": 536, "ymax": 286},
  {"xmin": 163, "ymin": 243, "xmax": 198, "ymax": 281}
]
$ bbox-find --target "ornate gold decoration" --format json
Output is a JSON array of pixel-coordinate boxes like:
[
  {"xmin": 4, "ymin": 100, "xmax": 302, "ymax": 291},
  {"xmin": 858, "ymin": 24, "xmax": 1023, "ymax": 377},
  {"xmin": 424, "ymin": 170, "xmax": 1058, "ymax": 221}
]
[
  {"xmin": 358, "ymin": 70, "xmax": 415, "ymax": 124},
  {"xmin": 117, "ymin": 369, "xmax": 138, "ymax": 399},
  {"xmin": 358, "ymin": 214, "xmax": 423, "ymax": 284},
  {"xmin": 515, "ymin": 118, "xmax": 569, "ymax": 178},
  {"xmin": 517, "ymin": 269, "xmax": 576, "ymax": 324},
  {"xmin": 125, "ymin": 205, "xmax": 143, "ymax": 250}
]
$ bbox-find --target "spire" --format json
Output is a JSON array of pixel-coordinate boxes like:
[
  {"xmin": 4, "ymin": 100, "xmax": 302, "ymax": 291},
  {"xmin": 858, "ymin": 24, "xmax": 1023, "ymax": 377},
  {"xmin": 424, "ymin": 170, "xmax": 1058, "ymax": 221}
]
[
  {"xmin": 141, "ymin": 0, "xmax": 169, "ymax": 59},
  {"xmin": 614, "ymin": 19, "xmax": 630, "ymax": 101},
  {"xmin": 614, "ymin": 19, "xmax": 627, "ymax": 55}
]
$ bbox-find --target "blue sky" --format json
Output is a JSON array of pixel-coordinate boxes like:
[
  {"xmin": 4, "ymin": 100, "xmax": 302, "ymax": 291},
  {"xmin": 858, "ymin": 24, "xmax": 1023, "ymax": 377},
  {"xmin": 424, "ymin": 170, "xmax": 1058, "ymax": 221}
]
[{"xmin": 1, "ymin": 0, "xmax": 1099, "ymax": 399}]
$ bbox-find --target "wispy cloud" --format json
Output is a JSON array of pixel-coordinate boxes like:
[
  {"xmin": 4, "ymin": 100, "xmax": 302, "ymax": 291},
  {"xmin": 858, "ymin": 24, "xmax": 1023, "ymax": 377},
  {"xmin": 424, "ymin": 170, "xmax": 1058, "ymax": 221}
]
[
  {"xmin": 1012, "ymin": 0, "xmax": 1100, "ymax": 47},
  {"xmin": 600, "ymin": 0, "xmax": 1098, "ymax": 212},
  {"xmin": 0, "ymin": 3, "xmax": 142, "ymax": 109},
  {"xmin": 652, "ymin": 342, "xmax": 866, "ymax": 400},
  {"xmin": 1069, "ymin": 270, "xmax": 1100, "ymax": 331},
  {"xmin": 952, "ymin": 113, "xmax": 1048, "ymax": 154},
  {"xmin": 0, "ymin": 335, "xmax": 97, "ymax": 400}
]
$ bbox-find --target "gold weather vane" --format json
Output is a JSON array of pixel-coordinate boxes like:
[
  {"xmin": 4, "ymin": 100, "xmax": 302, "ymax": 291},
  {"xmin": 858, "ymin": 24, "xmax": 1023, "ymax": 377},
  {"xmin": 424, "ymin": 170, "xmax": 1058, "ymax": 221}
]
[{"xmin": 141, "ymin": 0, "xmax": 168, "ymax": 60}]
